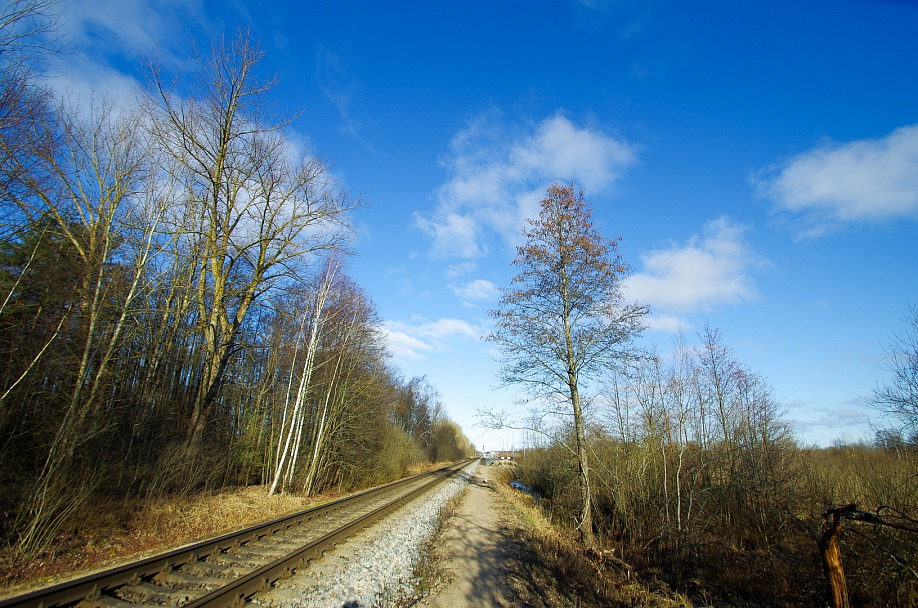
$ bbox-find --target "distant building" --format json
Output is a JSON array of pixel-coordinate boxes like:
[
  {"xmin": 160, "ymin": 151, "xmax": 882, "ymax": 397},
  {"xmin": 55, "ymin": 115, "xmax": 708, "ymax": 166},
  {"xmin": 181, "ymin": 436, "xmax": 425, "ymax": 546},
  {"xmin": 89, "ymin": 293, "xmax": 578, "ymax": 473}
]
[{"xmin": 483, "ymin": 450, "xmax": 515, "ymax": 460}]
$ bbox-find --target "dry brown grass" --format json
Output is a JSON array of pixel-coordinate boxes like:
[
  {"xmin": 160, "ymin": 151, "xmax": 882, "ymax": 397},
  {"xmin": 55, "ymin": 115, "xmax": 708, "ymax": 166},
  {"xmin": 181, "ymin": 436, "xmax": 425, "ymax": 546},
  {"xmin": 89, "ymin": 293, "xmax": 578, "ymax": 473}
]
[
  {"xmin": 490, "ymin": 462, "xmax": 691, "ymax": 608},
  {"xmin": 0, "ymin": 461, "xmax": 453, "ymax": 599},
  {"xmin": 516, "ymin": 443, "xmax": 918, "ymax": 607},
  {"xmin": 0, "ymin": 485, "xmax": 339, "ymax": 598}
]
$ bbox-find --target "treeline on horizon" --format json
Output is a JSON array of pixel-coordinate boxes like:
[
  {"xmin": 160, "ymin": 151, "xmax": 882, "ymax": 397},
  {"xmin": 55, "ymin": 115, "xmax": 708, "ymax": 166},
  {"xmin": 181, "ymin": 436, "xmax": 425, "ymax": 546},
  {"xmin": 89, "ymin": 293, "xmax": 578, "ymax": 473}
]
[{"xmin": 0, "ymin": 12, "xmax": 472, "ymax": 557}]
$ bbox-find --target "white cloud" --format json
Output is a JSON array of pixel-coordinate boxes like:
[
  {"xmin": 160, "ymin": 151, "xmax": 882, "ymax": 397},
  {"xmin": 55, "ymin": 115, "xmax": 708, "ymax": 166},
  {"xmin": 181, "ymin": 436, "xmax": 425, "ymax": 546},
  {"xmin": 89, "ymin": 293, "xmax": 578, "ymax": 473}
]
[
  {"xmin": 446, "ymin": 262, "xmax": 477, "ymax": 279},
  {"xmin": 642, "ymin": 314, "xmax": 687, "ymax": 333},
  {"xmin": 39, "ymin": 0, "xmax": 215, "ymax": 113},
  {"xmin": 46, "ymin": 60, "xmax": 144, "ymax": 115},
  {"xmin": 379, "ymin": 327, "xmax": 432, "ymax": 360},
  {"xmin": 382, "ymin": 318, "xmax": 481, "ymax": 360},
  {"xmin": 626, "ymin": 217, "xmax": 760, "ymax": 319},
  {"xmin": 510, "ymin": 115, "xmax": 634, "ymax": 192},
  {"xmin": 417, "ymin": 113, "xmax": 636, "ymax": 258},
  {"xmin": 451, "ymin": 279, "xmax": 500, "ymax": 304},
  {"xmin": 414, "ymin": 212, "xmax": 484, "ymax": 258},
  {"xmin": 62, "ymin": 0, "xmax": 208, "ymax": 61},
  {"xmin": 759, "ymin": 124, "xmax": 918, "ymax": 229}
]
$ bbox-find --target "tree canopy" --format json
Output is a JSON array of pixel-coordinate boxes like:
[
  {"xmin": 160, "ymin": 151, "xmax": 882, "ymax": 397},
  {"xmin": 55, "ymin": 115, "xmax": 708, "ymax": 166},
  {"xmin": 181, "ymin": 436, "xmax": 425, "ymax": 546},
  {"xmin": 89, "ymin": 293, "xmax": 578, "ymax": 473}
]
[
  {"xmin": 489, "ymin": 182, "xmax": 647, "ymax": 403},
  {"xmin": 488, "ymin": 181, "xmax": 648, "ymax": 544}
]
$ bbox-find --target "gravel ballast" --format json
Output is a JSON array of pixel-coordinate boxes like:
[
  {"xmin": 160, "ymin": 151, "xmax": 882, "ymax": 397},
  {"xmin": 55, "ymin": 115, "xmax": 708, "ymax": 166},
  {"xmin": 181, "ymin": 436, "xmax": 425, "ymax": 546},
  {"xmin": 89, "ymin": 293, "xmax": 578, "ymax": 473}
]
[{"xmin": 254, "ymin": 463, "xmax": 476, "ymax": 608}]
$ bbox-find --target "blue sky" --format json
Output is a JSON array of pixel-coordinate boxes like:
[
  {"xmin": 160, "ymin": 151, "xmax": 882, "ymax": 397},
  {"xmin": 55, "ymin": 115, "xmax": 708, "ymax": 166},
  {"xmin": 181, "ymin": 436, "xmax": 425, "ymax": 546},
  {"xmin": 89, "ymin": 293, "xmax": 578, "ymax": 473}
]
[{"xmin": 48, "ymin": 0, "xmax": 917, "ymax": 450}]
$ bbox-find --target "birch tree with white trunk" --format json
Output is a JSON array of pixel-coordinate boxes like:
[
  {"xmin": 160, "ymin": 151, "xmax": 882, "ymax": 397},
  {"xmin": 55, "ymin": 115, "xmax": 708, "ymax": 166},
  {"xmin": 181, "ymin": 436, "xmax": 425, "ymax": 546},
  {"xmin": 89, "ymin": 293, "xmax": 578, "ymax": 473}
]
[{"xmin": 268, "ymin": 260, "xmax": 337, "ymax": 496}]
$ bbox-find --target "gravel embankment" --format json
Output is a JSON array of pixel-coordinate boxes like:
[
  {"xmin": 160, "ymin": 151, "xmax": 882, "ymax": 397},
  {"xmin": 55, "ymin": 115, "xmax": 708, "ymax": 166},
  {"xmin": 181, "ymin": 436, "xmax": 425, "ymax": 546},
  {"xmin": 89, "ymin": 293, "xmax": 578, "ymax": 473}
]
[{"xmin": 254, "ymin": 463, "xmax": 476, "ymax": 608}]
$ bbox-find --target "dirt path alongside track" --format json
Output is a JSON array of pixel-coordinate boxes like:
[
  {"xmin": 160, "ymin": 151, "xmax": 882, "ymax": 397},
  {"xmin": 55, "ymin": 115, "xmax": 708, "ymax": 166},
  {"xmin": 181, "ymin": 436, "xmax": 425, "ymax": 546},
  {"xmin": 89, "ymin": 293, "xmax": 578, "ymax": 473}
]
[
  {"xmin": 417, "ymin": 464, "xmax": 581, "ymax": 608},
  {"xmin": 419, "ymin": 470, "xmax": 514, "ymax": 607}
]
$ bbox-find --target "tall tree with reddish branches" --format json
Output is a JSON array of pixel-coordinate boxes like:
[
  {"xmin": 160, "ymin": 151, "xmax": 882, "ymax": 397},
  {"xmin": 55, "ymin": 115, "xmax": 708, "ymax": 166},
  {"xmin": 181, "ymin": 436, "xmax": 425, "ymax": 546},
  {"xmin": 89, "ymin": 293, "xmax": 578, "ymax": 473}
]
[{"xmin": 488, "ymin": 181, "xmax": 648, "ymax": 545}]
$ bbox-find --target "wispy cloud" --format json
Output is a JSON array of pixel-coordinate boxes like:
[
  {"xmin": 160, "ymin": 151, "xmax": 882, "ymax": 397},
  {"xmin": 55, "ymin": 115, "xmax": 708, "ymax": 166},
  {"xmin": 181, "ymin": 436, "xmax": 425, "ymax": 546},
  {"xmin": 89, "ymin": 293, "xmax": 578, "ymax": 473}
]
[
  {"xmin": 44, "ymin": 0, "xmax": 216, "ymax": 109},
  {"xmin": 61, "ymin": 0, "xmax": 209, "ymax": 64},
  {"xmin": 446, "ymin": 262, "xmax": 478, "ymax": 279},
  {"xmin": 382, "ymin": 318, "xmax": 481, "ymax": 360},
  {"xmin": 315, "ymin": 45, "xmax": 367, "ymax": 144},
  {"xmin": 572, "ymin": 0, "xmax": 654, "ymax": 40},
  {"xmin": 416, "ymin": 112, "xmax": 636, "ymax": 259},
  {"xmin": 451, "ymin": 279, "xmax": 500, "ymax": 306},
  {"xmin": 787, "ymin": 398, "xmax": 872, "ymax": 446},
  {"xmin": 415, "ymin": 212, "xmax": 483, "ymax": 259},
  {"xmin": 757, "ymin": 124, "xmax": 918, "ymax": 235},
  {"xmin": 626, "ymin": 217, "xmax": 761, "ymax": 328}
]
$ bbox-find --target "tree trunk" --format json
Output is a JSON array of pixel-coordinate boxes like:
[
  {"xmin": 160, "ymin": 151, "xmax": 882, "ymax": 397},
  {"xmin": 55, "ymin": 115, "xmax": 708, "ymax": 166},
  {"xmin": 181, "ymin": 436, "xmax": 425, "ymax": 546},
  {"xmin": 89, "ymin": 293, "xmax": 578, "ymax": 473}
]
[
  {"xmin": 819, "ymin": 505, "xmax": 853, "ymax": 608},
  {"xmin": 570, "ymin": 382, "xmax": 594, "ymax": 546},
  {"xmin": 267, "ymin": 263, "xmax": 337, "ymax": 495},
  {"xmin": 187, "ymin": 337, "xmax": 234, "ymax": 448}
]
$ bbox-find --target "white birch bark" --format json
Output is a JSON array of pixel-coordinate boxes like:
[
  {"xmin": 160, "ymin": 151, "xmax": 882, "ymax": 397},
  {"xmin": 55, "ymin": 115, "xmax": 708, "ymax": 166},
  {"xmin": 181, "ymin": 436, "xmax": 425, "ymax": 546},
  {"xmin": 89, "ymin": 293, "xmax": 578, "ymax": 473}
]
[{"xmin": 267, "ymin": 260, "xmax": 337, "ymax": 495}]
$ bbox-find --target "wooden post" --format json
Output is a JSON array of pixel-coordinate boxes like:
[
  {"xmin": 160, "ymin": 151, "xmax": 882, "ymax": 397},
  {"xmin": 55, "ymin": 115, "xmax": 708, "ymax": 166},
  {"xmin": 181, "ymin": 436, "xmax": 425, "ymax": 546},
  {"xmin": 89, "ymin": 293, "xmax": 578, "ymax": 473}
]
[{"xmin": 819, "ymin": 504, "xmax": 855, "ymax": 608}]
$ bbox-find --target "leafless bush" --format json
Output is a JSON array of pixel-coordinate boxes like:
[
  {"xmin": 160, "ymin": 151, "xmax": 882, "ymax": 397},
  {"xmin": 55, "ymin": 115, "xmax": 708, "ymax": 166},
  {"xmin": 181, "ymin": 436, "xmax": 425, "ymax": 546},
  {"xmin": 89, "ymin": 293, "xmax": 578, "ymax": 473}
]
[
  {"xmin": 517, "ymin": 437, "xmax": 917, "ymax": 606},
  {"xmin": 513, "ymin": 327, "xmax": 916, "ymax": 605}
]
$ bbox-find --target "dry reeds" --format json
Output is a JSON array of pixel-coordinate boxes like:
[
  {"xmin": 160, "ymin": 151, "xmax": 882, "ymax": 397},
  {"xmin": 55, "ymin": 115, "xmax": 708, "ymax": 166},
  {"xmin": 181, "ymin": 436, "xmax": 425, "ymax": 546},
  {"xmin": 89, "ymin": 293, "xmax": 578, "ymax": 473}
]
[{"xmin": 516, "ymin": 440, "xmax": 917, "ymax": 607}]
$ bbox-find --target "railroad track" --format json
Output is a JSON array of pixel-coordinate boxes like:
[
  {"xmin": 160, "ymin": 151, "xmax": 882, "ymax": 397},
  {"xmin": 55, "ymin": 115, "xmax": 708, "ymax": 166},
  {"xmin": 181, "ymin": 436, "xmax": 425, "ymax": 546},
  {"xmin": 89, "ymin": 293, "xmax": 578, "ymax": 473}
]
[{"xmin": 1, "ymin": 458, "xmax": 477, "ymax": 608}]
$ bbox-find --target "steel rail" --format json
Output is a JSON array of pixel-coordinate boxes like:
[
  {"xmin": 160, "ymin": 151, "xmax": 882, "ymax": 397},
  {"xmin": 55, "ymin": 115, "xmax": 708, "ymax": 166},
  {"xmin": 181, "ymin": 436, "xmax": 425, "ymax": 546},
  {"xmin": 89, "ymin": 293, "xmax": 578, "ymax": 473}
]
[
  {"xmin": 0, "ymin": 458, "xmax": 476, "ymax": 608},
  {"xmin": 184, "ymin": 459, "xmax": 471, "ymax": 608}
]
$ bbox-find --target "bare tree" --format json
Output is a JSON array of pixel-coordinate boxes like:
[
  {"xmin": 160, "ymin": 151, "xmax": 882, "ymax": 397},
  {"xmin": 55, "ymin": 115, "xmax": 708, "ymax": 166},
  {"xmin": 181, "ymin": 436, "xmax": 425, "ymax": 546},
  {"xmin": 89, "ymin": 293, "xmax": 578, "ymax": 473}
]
[
  {"xmin": 393, "ymin": 375, "xmax": 441, "ymax": 445},
  {"xmin": 487, "ymin": 181, "xmax": 648, "ymax": 545},
  {"xmin": 0, "ymin": 0, "xmax": 64, "ymax": 67},
  {"xmin": 144, "ymin": 31, "xmax": 358, "ymax": 448},
  {"xmin": 299, "ymin": 273, "xmax": 385, "ymax": 494},
  {"xmin": 871, "ymin": 305, "xmax": 918, "ymax": 443},
  {"xmin": 7, "ymin": 99, "xmax": 160, "ymax": 555},
  {"xmin": 0, "ymin": 0, "xmax": 61, "ymax": 239}
]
